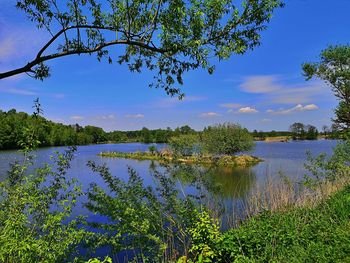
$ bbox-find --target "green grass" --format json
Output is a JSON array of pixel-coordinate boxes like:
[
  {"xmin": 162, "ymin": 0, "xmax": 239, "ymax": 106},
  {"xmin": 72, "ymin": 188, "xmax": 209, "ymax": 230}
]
[{"xmin": 216, "ymin": 185, "xmax": 350, "ymax": 262}]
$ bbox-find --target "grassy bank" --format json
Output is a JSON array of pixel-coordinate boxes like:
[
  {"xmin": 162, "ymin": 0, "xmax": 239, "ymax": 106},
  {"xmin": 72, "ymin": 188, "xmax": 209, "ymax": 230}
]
[
  {"xmin": 98, "ymin": 151, "xmax": 262, "ymax": 167},
  {"xmin": 216, "ymin": 184, "xmax": 350, "ymax": 262}
]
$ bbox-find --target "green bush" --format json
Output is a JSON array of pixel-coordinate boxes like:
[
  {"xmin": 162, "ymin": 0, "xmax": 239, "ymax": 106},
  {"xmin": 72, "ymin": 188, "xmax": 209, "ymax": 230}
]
[
  {"xmin": 201, "ymin": 123, "xmax": 254, "ymax": 155},
  {"xmin": 0, "ymin": 147, "xmax": 87, "ymax": 263},
  {"xmin": 216, "ymin": 186, "xmax": 350, "ymax": 262},
  {"xmin": 148, "ymin": 145, "xmax": 157, "ymax": 154},
  {"xmin": 169, "ymin": 134, "xmax": 201, "ymax": 157}
]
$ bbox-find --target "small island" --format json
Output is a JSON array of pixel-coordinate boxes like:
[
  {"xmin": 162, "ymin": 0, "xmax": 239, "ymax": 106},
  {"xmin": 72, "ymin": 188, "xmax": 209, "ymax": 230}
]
[
  {"xmin": 98, "ymin": 150, "xmax": 262, "ymax": 167},
  {"xmin": 99, "ymin": 123, "xmax": 262, "ymax": 167}
]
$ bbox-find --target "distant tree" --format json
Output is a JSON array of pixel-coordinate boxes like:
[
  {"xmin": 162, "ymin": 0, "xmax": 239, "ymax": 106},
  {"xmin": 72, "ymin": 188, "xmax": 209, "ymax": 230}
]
[
  {"xmin": 290, "ymin": 122, "xmax": 305, "ymax": 140},
  {"xmin": 303, "ymin": 45, "xmax": 350, "ymax": 130},
  {"xmin": 141, "ymin": 127, "xmax": 152, "ymax": 143},
  {"xmin": 322, "ymin": 125, "xmax": 330, "ymax": 139},
  {"xmin": 305, "ymin": 125, "xmax": 318, "ymax": 140},
  {"xmin": 201, "ymin": 123, "xmax": 254, "ymax": 155},
  {"xmin": 269, "ymin": 130, "xmax": 277, "ymax": 137},
  {"xmin": 84, "ymin": 125, "xmax": 107, "ymax": 143},
  {"xmin": 179, "ymin": 125, "xmax": 195, "ymax": 134},
  {"xmin": 1, "ymin": 0, "xmax": 283, "ymax": 96},
  {"xmin": 257, "ymin": 130, "xmax": 266, "ymax": 141}
]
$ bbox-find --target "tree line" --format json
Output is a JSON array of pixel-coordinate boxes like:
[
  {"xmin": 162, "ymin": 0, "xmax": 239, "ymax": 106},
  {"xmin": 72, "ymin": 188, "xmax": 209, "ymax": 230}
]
[
  {"xmin": 1, "ymin": 109, "xmax": 343, "ymax": 150},
  {"xmin": 0, "ymin": 109, "xmax": 197, "ymax": 150}
]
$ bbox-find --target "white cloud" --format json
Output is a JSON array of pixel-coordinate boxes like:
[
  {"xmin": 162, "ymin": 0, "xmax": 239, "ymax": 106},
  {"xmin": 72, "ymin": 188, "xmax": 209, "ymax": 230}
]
[
  {"xmin": 239, "ymin": 75, "xmax": 329, "ymax": 105},
  {"xmin": 267, "ymin": 104, "xmax": 319, "ymax": 115},
  {"xmin": 240, "ymin": 75, "xmax": 281, "ymax": 94},
  {"xmin": 126, "ymin": 114, "xmax": 144, "ymax": 119},
  {"xmin": 200, "ymin": 112, "xmax": 221, "ymax": 118},
  {"xmin": 70, "ymin": 115, "xmax": 84, "ymax": 120},
  {"xmin": 0, "ymin": 87, "xmax": 37, "ymax": 96},
  {"xmin": 238, "ymin": 107, "xmax": 259, "ymax": 113},
  {"xmin": 303, "ymin": 104, "xmax": 319, "ymax": 110},
  {"xmin": 260, "ymin": 118, "xmax": 272, "ymax": 123},
  {"xmin": 219, "ymin": 103, "xmax": 242, "ymax": 109}
]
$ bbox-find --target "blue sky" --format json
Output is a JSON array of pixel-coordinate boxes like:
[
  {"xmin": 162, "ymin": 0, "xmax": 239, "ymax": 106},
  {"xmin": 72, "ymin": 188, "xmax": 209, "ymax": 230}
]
[{"xmin": 0, "ymin": 0, "xmax": 349, "ymax": 131}]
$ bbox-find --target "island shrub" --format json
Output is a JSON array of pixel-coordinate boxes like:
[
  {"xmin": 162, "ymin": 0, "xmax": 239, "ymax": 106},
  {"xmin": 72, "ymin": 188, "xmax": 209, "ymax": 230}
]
[
  {"xmin": 200, "ymin": 123, "xmax": 255, "ymax": 155},
  {"xmin": 148, "ymin": 145, "xmax": 158, "ymax": 155},
  {"xmin": 168, "ymin": 134, "xmax": 201, "ymax": 157}
]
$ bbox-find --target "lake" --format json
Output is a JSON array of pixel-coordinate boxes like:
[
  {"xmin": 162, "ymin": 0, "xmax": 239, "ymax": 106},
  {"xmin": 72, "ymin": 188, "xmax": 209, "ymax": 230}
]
[{"xmin": 0, "ymin": 140, "xmax": 339, "ymax": 226}]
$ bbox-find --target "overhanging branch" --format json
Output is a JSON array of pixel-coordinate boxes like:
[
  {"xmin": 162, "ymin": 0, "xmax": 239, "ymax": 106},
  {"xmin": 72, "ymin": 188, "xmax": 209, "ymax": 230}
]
[{"xmin": 0, "ymin": 25, "xmax": 168, "ymax": 80}]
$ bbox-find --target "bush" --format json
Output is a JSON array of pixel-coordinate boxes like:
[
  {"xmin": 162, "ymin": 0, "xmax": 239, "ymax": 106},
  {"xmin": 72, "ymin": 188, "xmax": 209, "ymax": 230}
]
[
  {"xmin": 201, "ymin": 123, "xmax": 254, "ymax": 155},
  {"xmin": 169, "ymin": 134, "xmax": 201, "ymax": 157},
  {"xmin": 0, "ymin": 147, "xmax": 87, "ymax": 262},
  {"xmin": 216, "ymin": 185, "xmax": 350, "ymax": 262},
  {"xmin": 148, "ymin": 145, "xmax": 157, "ymax": 154}
]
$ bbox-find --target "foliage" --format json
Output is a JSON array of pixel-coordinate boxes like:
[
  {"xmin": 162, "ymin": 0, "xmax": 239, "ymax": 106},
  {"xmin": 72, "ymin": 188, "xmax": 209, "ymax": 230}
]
[
  {"xmin": 216, "ymin": 185, "xmax": 350, "ymax": 262},
  {"xmin": 303, "ymin": 140, "xmax": 350, "ymax": 188},
  {"xmin": 201, "ymin": 123, "xmax": 254, "ymax": 155},
  {"xmin": 187, "ymin": 210, "xmax": 220, "ymax": 263},
  {"xmin": 148, "ymin": 145, "xmax": 157, "ymax": 154},
  {"xmin": 0, "ymin": 102, "xmax": 87, "ymax": 262},
  {"xmin": 0, "ymin": 109, "xmax": 200, "ymax": 150},
  {"xmin": 289, "ymin": 122, "xmax": 318, "ymax": 140},
  {"xmin": 0, "ymin": 108, "xmax": 95, "ymax": 149},
  {"xmin": 86, "ymin": 256, "xmax": 112, "ymax": 263},
  {"xmin": 303, "ymin": 45, "xmax": 350, "ymax": 130},
  {"xmin": 2, "ymin": 0, "xmax": 283, "ymax": 96},
  {"xmin": 169, "ymin": 134, "xmax": 201, "ymax": 157},
  {"xmin": 85, "ymin": 163, "xmax": 204, "ymax": 262}
]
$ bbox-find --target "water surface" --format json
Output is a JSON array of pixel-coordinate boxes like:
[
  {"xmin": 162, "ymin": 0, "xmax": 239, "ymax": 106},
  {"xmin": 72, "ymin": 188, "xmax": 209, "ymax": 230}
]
[{"xmin": 0, "ymin": 140, "xmax": 338, "ymax": 221}]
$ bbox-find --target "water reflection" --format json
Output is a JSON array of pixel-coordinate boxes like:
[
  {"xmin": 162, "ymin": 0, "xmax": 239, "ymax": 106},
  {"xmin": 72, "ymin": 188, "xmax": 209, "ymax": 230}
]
[
  {"xmin": 207, "ymin": 166, "xmax": 256, "ymax": 198},
  {"xmin": 162, "ymin": 163, "xmax": 256, "ymax": 199}
]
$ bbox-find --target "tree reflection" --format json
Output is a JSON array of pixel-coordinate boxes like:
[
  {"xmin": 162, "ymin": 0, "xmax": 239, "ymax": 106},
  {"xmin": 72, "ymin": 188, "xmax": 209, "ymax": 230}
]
[{"xmin": 206, "ymin": 166, "xmax": 256, "ymax": 198}]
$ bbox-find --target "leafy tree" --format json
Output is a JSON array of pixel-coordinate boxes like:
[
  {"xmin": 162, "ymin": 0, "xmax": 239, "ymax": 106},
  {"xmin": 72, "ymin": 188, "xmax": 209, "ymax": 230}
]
[
  {"xmin": 141, "ymin": 127, "xmax": 152, "ymax": 143},
  {"xmin": 201, "ymin": 123, "xmax": 254, "ymax": 155},
  {"xmin": 1, "ymin": 0, "xmax": 283, "ymax": 96},
  {"xmin": 179, "ymin": 125, "xmax": 195, "ymax": 134},
  {"xmin": 305, "ymin": 125, "xmax": 318, "ymax": 140},
  {"xmin": 84, "ymin": 125, "xmax": 107, "ymax": 143},
  {"xmin": 303, "ymin": 45, "xmax": 350, "ymax": 130},
  {"xmin": 289, "ymin": 122, "xmax": 305, "ymax": 140},
  {"xmin": 322, "ymin": 125, "xmax": 330, "ymax": 139}
]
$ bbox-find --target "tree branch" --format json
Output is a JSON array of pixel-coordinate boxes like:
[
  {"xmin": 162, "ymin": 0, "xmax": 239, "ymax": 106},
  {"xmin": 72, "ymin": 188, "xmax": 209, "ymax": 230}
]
[{"xmin": 0, "ymin": 36, "xmax": 168, "ymax": 80}]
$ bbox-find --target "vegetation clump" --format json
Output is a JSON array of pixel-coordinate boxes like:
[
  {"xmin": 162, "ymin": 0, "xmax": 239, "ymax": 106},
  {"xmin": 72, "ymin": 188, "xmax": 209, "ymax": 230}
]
[
  {"xmin": 201, "ymin": 123, "xmax": 255, "ymax": 155},
  {"xmin": 303, "ymin": 45, "xmax": 350, "ymax": 130},
  {"xmin": 215, "ymin": 185, "xmax": 350, "ymax": 262},
  {"xmin": 99, "ymin": 123, "xmax": 261, "ymax": 167},
  {"xmin": 99, "ymin": 151, "xmax": 262, "ymax": 168}
]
